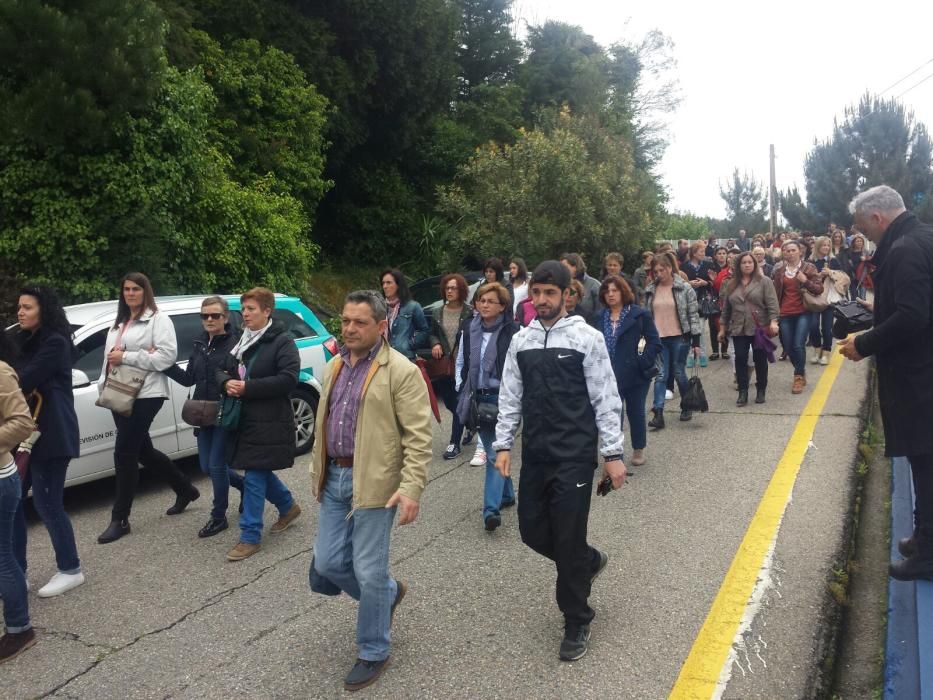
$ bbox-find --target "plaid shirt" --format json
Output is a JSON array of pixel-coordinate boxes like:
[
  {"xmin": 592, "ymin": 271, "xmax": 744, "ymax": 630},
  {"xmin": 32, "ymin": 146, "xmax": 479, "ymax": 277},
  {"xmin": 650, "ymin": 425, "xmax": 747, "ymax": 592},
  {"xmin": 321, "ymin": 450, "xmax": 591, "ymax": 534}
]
[{"xmin": 325, "ymin": 340, "xmax": 382, "ymax": 459}]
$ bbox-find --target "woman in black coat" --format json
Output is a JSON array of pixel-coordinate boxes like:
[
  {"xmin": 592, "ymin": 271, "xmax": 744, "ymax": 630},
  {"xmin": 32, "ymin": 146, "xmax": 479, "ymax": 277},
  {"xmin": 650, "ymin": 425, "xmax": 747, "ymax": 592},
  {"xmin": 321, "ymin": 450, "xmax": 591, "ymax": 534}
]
[
  {"xmin": 13, "ymin": 285, "xmax": 84, "ymax": 598},
  {"xmin": 216, "ymin": 288, "xmax": 301, "ymax": 562},
  {"xmin": 164, "ymin": 296, "xmax": 244, "ymax": 538}
]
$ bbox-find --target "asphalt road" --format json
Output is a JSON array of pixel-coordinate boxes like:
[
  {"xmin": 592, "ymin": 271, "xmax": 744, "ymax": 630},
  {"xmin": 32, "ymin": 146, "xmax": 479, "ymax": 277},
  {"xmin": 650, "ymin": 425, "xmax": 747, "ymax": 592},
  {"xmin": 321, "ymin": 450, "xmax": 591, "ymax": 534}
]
[{"xmin": 2, "ymin": 352, "xmax": 869, "ymax": 699}]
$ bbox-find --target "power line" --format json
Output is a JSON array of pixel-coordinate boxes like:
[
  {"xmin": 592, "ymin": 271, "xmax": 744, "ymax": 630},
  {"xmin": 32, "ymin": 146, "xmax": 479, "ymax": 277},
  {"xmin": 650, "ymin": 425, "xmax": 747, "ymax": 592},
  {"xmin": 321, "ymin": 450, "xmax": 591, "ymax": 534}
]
[
  {"xmin": 879, "ymin": 57, "xmax": 933, "ymax": 96},
  {"xmin": 897, "ymin": 70, "xmax": 933, "ymax": 99}
]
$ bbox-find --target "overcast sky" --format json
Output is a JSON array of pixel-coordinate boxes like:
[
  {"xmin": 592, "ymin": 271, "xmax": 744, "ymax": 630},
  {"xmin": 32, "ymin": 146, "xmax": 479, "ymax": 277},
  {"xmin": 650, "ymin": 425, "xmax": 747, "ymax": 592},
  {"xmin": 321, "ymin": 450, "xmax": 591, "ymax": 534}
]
[{"xmin": 517, "ymin": 0, "xmax": 933, "ymax": 219}]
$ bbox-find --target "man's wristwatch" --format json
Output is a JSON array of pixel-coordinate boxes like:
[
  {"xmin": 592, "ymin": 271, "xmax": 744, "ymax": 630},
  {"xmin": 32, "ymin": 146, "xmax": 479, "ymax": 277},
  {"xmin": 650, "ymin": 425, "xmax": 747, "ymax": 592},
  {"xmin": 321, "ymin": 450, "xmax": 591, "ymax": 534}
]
[{"xmin": 604, "ymin": 454, "xmax": 623, "ymax": 463}]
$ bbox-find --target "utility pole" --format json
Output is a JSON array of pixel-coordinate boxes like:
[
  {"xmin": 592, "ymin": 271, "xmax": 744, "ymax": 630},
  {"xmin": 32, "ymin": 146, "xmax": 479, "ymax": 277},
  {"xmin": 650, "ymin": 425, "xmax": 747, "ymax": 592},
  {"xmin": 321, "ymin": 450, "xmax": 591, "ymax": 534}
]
[{"xmin": 769, "ymin": 144, "xmax": 778, "ymax": 235}]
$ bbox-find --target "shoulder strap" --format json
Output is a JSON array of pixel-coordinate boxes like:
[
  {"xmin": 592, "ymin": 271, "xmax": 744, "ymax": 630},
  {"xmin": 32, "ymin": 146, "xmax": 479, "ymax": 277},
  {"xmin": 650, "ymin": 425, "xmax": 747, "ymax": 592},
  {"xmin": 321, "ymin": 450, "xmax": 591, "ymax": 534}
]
[{"xmin": 243, "ymin": 345, "xmax": 264, "ymax": 379}]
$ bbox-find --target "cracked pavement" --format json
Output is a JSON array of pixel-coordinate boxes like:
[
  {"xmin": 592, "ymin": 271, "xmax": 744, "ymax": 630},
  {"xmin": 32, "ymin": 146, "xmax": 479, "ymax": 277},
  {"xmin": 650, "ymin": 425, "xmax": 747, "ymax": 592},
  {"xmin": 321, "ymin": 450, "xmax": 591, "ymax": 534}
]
[{"xmin": 4, "ymin": 355, "xmax": 869, "ymax": 699}]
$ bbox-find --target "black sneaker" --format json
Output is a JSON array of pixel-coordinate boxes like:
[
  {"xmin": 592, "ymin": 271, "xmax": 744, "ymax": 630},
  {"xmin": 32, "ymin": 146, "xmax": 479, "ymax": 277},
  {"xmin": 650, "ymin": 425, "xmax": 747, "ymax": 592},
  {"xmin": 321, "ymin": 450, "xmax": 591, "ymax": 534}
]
[
  {"xmin": 500, "ymin": 499, "xmax": 516, "ymax": 509},
  {"xmin": 166, "ymin": 486, "xmax": 200, "ymax": 515},
  {"xmin": 443, "ymin": 444, "xmax": 461, "ymax": 460},
  {"xmin": 198, "ymin": 517, "xmax": 229, "ymax": 538},
  {"xmin": 559, "ymin": 625, "xmax": 591, "ymax": 661},
  {"xmin": 484, "ymin": 514, "xmax": 501, "ymax": 532},
  {"xmin": 461, "ymin": 430, "xmax": 475, "ymax": 446},
  {"xmin": 680, "ymin": 409, "xmax": 693, "ymax": 422},
  {"xmin": 591, "ymin": 550, "xmax": 609, "ymax": 584},
  {"xmin": 344, "ymin": 657, "xmax": 390, "ymax": 691}
]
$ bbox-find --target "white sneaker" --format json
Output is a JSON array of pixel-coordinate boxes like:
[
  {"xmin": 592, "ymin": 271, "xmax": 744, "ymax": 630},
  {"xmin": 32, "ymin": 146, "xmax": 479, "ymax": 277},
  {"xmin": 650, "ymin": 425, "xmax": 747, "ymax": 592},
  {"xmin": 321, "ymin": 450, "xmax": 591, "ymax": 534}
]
[
  {"xmin": 819, "ymin": 353, "xmax": 829, "ymax": 366},
  {"xmin": 37, "ymin": 571, "xmax": 86, "ymax": 598},
  {"xmin": 470, "ymin": 449, "xmax": 487, "ymax": 467},
  {"xmin": 810, "ymin": 348, "xmax": 820, "ymax": 364},
  {"xmin": 664, "ymin": 390, "xmax": 674, "ymax": 401}
]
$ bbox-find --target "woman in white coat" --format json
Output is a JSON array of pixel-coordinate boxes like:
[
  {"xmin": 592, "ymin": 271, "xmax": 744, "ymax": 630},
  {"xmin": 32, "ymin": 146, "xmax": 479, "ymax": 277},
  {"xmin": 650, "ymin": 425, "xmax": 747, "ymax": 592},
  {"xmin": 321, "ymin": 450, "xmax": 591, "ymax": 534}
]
[{"xmin": 96, "ymin": 272, "xmax": 199, "ymax": 544}]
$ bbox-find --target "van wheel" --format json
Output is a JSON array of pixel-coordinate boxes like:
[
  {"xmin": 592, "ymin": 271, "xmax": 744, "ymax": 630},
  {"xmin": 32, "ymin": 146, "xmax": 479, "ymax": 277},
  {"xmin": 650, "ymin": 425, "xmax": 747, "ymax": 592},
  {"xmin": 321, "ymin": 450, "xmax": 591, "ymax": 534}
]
[{"xmin": 291, "ymin": 387, "xmax": 319, "ymax": 455}]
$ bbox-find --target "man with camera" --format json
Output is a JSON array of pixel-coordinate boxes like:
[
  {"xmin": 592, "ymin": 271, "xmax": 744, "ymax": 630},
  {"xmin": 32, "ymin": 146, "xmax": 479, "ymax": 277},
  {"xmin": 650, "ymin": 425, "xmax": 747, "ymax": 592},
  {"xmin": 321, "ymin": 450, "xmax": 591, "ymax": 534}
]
[
  {"xmin": 493, "ymin": 261, "xmax": 626, "ymax": 662},
  {"xmin": 838, "ymin": 185, "xmax": 933, "ymax": 581}
]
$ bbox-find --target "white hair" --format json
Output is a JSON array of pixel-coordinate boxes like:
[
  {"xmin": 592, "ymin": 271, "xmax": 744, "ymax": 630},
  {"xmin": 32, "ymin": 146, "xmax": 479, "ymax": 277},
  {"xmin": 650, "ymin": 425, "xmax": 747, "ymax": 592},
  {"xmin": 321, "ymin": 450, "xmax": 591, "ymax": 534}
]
[{"xmin": 848, "ymin": 185, "xmax": 906, "ymax": 217}]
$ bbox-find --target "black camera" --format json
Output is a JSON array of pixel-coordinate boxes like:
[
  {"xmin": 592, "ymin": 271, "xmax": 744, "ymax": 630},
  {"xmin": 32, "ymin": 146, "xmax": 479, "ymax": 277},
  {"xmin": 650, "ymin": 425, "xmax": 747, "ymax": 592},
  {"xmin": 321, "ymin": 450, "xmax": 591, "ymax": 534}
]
[
  {"xmin": 832, "ymin": 301, "xmax": 874, "ymax": 340},
  {"xmin": 596, "ymin": 476, "xmax": 613, "ymax": 497}
]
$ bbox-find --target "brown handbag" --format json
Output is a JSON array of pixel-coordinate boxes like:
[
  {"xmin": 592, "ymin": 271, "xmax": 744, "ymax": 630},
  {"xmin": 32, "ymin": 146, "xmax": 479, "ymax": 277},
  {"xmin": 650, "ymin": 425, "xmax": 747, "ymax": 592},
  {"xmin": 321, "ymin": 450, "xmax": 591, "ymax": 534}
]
[
  {"xmin": 424, "ymin": 355, "xmax": 454, "ymax": 380},
  {"xmin": 181, "ymin": 399, "xmax": 219, "ymax": 427}
]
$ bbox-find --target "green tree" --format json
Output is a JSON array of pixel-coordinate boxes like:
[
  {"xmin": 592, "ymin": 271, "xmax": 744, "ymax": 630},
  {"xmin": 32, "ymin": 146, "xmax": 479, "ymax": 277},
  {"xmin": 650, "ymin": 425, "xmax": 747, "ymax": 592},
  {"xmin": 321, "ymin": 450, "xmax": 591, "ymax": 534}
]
[
  {"xmin": 663, "ymin": 213, "xmax": 710, "ymax": 242},
  {"xmin": 437, "ymin": 108, "xmax": 662, "ymax": 266},
  {"xmin": 804, "ymin": 94, "xmax": 933, "ymax": 226},
  {"xmin": 0, "ymin": 0, "xmax": 167, "ymax": 151},
  {"xmin": 0, "ymin": 67, "xmax": 316, "ymax": 301},
  {"xmin": 454, "ymin": 0, "xmax": 522, "ymax": 98},
  {"xmin": 520, "ymin": 22, "xmax": 609, "ymax": 118},
  {"xmin": 719, "ymin": 168, "xmax": 768, "ymax": 235},
  {"xmin": 193, "ymin": 34, "xmax": 331, "ymax": 213},
  {"xmin": 779, "ymin": 185, "xmax": 819, "ymax": 231}
]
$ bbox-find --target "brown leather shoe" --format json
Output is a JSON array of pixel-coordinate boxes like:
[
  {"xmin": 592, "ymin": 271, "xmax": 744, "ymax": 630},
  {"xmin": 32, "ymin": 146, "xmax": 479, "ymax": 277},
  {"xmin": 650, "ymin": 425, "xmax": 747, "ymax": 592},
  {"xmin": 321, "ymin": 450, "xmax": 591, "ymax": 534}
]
[
  {"xmin": 226, "ymin": 542, "xmax": 261, "ymax": 562},
  {"xmin": 0, "ymin": 629, "xmax": 36, "ymax": 664},
  {"xmin": 270, "ymin": 503, "xmax": 301, "ymax": 534},
  {"xmin": 792, "ymin": 375, "xmax": 805, "ymax": 394}
]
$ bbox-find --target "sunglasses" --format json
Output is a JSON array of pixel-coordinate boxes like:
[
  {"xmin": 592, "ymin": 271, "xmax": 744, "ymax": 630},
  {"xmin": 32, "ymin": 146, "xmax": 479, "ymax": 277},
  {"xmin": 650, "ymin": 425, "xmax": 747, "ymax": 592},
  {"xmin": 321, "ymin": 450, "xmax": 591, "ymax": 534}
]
[{"xmin": 200, "ymin": 313, "xmax": 224, "ymax": 320}]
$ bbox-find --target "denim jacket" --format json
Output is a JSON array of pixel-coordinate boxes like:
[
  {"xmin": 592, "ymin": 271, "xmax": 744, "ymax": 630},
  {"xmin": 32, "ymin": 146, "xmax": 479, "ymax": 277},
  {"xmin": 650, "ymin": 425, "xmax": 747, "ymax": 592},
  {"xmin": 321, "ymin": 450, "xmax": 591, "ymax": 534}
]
[{"xmin": 389, "ymin": 300, "xmax": 430, "ymax": 359}]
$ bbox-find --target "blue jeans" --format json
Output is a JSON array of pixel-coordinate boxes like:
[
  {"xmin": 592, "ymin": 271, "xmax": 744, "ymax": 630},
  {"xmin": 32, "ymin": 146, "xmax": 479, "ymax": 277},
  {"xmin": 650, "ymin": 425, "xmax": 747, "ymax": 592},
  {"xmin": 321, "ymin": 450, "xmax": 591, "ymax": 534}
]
[
  {"xmin": 14, "ymin": 458, "xmax": 80, "ymax": 576},
  {"xmin": 239, "ymin": 470, "xmax": 295, "ymax": 544},
  {"xmin": 620, "ymin": 382, "xmax": 650, "ymax": 451},
  {"xmin": 779, "ymin": 314, "xmax": 810, "ymax": 376},
  {"xmin": 0, "ymin": 473, "xmax": 30, "ymax": 632},
  {"xmin": 808, "ymin": 307, "xmax": 834, "ymax": 352},
  {"xmin": 653, "ymin": 336, "xmax": 689, "ymax": 409},
  {"xmin": 313, "ymin": 466, "xmax": 398, "ymax": 661},
  {"xmin": 479, "ymin": 405, "xmax": 514, "ymax": 520},
  {"xmin": 197, "ymin": 427, "xmax": 245, "ymax": 519}
]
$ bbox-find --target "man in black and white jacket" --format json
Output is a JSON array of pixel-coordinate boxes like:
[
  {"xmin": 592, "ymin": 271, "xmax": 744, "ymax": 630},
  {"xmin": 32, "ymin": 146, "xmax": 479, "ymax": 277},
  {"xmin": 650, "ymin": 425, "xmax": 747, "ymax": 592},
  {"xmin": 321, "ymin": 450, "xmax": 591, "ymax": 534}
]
[{"xmin": 493, "ymin": 260, "xmax": 626, "ymax": 662}]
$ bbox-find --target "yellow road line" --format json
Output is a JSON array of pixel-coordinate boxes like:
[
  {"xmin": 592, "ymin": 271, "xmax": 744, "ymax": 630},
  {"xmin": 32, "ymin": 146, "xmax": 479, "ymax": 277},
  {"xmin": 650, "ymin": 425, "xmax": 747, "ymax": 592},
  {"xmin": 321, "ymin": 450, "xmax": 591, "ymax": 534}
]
[{"xmin": 669, "ymin": 350, "xmax": 846, "ymax": 699}]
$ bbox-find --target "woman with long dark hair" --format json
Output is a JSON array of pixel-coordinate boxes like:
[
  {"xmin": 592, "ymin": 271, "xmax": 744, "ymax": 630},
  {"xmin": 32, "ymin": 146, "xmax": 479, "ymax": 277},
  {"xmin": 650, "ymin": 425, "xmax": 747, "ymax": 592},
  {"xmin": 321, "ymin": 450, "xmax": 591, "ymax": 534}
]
[
  {"xmin": 164, "ymin": 296, "xmax": 245, "ymax": 538},
  {"xmin": 509, "ymin": 258, "xmax": 529, "ymax": 315},
  {"xmin": 380, "ymin": 269, "xmax": 429, "ymax": 360},
  {"xmin": 96, "ymin": 272, "xmax": 199, "ymax": 544},
  {"xmin": 718, "ymin": 253, "xmax": 779, "ymax": 405},
  {"xmin": 12, "ymin": 285, "xmax": 84, "ymax": 597},
  {"xmin": 429, "ymin": 274, "xmax": 473, "ymax": 460},
  {"xmin": 771, "ymin": 242, "xmax": 823, "ymax": 395}
]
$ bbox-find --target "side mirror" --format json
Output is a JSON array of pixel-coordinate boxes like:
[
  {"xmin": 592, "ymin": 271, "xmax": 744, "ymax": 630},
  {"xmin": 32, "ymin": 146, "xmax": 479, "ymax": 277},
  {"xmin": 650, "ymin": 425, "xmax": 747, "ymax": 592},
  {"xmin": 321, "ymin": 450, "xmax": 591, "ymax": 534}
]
[{"xmin": 72, "ymin": 369, "xmax": 91, "ymax": 388}]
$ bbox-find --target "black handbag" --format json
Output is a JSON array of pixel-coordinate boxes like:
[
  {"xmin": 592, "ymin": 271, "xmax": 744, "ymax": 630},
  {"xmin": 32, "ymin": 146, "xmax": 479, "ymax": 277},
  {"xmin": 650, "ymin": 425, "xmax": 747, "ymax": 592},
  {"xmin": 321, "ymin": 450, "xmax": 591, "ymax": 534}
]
[
  {"xmin": 467, "ymin": 393, "xmax": 499, "ymax": 432},
  {"xmin": 832, "ymin": 300, "xmax": 873, "ymax": 339},
  {"xmin": 681, "ymin": 367, "xmax": 709, "ymax": 412},
  {"xmin": 699, "ymin": 294, "xmax": 721, "ymax": 318}
]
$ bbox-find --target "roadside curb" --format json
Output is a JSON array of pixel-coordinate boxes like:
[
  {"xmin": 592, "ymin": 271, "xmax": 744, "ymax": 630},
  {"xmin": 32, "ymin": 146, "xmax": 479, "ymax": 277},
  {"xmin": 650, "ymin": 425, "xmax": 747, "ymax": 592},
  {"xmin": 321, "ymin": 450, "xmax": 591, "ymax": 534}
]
[
  {"xmin": 807, "ymin": 362, "xmax": 878, "ymax": 698},
  {"xmin": 884, "ymin": 456, "xmax": 933, "ymax": 698}
]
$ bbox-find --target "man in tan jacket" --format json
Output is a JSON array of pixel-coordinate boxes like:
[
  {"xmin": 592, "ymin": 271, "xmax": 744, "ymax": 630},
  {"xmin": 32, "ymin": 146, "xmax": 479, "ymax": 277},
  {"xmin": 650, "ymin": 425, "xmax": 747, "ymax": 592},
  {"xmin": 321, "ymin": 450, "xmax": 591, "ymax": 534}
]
[{"xmin": 309, "ymin": 289, "xmax": 432, "ymax": 692}]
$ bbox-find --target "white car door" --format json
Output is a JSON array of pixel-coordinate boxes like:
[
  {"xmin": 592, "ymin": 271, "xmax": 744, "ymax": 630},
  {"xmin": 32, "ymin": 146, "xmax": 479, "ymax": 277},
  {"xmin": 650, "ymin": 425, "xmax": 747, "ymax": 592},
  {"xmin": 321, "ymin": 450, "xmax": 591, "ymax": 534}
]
[{"xmin": 165, "ymin": 310, "xmax": 205, "ymax": 453}]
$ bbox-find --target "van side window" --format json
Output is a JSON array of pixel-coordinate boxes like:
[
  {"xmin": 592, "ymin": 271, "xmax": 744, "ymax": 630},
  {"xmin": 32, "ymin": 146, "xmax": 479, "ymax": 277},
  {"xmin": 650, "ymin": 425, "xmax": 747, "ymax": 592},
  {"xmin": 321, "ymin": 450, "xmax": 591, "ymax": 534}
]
[
  {"xmin": 73, "ymin": 328, "xmax": 108, "ymax": 382},
  {"xmin": 272, "ymin": 309, "xmax": 317, "ymax": 341},
  {"xmin": 170, "ymin": 313, "xmax": 206, "ymax": 362}
]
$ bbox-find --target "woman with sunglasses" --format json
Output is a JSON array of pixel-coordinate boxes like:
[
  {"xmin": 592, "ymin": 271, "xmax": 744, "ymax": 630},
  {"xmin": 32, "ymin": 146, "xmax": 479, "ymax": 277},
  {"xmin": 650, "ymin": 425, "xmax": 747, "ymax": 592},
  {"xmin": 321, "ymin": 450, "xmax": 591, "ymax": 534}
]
[{"xmin": 164, "ymin": 296, "xmax": 245, "ymax": 537}]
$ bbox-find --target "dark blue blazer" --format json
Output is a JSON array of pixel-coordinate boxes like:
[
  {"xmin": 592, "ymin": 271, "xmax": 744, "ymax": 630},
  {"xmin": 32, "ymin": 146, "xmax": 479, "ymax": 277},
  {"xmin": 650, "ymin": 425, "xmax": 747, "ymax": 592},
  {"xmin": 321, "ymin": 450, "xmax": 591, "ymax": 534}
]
[
  {"xmin": 15, "ymin": 329, "xmax": 80, "ymax": 461},
  {"xmin": 605, "ymin": 306, "xmax": 662, "ymax": 392}
]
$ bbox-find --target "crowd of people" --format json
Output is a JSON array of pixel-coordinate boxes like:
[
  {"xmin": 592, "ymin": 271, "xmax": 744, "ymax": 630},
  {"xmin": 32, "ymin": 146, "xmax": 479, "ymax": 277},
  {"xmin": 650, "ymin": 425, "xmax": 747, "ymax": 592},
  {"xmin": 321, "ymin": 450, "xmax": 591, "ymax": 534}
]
[{"xmin": 0, "ymin": 216, "xmax": 882, "ymax": 684}]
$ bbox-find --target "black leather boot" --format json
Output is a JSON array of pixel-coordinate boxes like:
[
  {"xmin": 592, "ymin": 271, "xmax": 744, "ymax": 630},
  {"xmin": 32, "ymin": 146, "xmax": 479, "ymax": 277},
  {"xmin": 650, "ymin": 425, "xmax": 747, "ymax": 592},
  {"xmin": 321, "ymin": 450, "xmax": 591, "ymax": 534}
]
[
  {"xmin": 166, "ymin": 485, "xmax": 200, "ymax": 515},
  {"xmin": 890, "ymin": 530, "xmax": 933, "ymax": 581},
  {"xmin": 648, "ymin": 408, "xmax": 665, "ymax": 430},
  {"xmin": 736, "ymin": 390, "xmax": 748, "ymax": 407},
  {"xmin": 755, "ymin": 385, "xmax": 766, "ymax": 404},
  {"xmin": 98, "ymin": 519, "xmax": 131, "ymax": 544}
]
